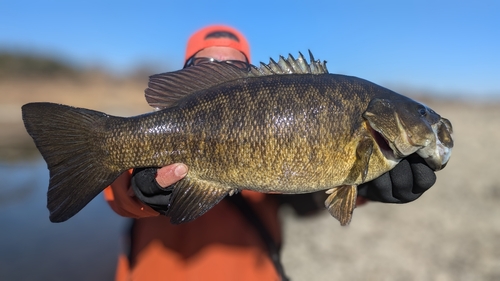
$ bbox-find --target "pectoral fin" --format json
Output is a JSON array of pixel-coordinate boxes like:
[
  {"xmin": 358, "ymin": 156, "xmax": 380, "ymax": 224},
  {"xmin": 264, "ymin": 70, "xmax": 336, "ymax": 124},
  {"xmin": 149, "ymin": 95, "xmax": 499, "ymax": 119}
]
[
  {"xmin": 325, "ymin": 185, "xmax": 358, "ymax": 226},
  {"xmin": 345, "ymin": 136, "xmax": 374, "ymax": 184},
  {"xmin": 167, "ymin": 176, "xmax": 236, "ymax": 224}
]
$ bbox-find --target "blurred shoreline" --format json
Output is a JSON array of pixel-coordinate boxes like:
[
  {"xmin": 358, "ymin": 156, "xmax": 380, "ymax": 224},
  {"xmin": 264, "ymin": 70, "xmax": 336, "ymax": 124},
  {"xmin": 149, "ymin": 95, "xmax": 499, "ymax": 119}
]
[
  {"xmin": 2, "ymin": 53, "xmax": 500, "ymax": 280},
  {"xmin": 1, "ymin": 52, "xmax": 498, "ymax": 160},
  {"xmin": 0, "ymin": 53, "xmax": 155, "ymax": 160}
]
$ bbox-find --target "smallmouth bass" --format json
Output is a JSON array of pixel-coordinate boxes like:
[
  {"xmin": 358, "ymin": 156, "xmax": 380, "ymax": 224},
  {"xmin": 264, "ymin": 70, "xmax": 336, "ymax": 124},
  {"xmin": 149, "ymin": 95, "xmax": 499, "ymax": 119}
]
[{"xmin": 22, "ymin": 52, "xmax": 454, "ymax": 225}]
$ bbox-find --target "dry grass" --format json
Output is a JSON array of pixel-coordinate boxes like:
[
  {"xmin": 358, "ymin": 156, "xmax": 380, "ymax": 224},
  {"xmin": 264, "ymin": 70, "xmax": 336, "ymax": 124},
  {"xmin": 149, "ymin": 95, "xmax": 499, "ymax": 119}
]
[{"xmin": 1, "ymin": 76, "xmax": 499, "ymax": 280}]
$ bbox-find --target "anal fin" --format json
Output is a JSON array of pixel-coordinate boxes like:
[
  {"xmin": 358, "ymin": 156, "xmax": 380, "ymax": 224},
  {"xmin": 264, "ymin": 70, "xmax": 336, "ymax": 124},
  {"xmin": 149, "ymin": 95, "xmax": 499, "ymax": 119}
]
[
  {"xmin": 325, "ymin": 185, "xmax": 358, "ymax": 226},
  {"xmin": 167, "ymin": 176, "xmax": 235, "ymax": 224}
]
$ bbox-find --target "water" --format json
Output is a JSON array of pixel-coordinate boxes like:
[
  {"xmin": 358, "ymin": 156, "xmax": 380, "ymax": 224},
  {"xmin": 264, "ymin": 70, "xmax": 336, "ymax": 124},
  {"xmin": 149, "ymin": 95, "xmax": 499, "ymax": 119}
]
[{"xmin": 0, "ymin": 158, "xmax": 128, "ymax": 281}]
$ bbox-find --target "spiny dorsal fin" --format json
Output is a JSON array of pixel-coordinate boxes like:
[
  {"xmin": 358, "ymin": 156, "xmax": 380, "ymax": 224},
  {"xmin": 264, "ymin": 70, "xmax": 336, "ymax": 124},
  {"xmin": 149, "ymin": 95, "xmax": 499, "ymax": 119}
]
[
  {"xmin": 145, "ymin": 50, "xmax": 328, "ymax": 110},
  {"xmin": 250, "ymin": 50, "xmax": 329, "ymax": 76}
]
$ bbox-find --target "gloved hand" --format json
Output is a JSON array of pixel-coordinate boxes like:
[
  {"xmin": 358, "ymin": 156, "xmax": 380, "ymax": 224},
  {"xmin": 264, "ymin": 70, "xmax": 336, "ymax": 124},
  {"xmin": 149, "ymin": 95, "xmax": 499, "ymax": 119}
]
[
  {"xmin": 131, "ymin": 164, "xmax": 187, "ymax": 215},
  {"xmin": 357, "ymin": 154, "xmax": 436, "ymax": 203}
]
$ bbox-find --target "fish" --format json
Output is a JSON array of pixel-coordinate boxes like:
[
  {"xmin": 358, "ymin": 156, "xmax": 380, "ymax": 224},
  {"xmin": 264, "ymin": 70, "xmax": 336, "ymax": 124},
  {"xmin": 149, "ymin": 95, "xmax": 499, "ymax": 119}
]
[{"xmin": 21, "ymin": 51, "xmax": 454, "ymax": 225}]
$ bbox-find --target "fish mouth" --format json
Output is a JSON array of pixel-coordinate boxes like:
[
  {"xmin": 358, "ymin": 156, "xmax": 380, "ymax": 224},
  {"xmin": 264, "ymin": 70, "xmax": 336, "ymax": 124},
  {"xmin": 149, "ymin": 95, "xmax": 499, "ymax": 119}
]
[
  {"xmin": 416, "ymin": 118, "xmax": 454, "ymax": 171},
  {"xmin": 368, "ymin": 117, "xmax": 454, "ymax": 171},
  {"xmin": 366, "ymin": 124, "xmax": 398, "ymax": 162}
]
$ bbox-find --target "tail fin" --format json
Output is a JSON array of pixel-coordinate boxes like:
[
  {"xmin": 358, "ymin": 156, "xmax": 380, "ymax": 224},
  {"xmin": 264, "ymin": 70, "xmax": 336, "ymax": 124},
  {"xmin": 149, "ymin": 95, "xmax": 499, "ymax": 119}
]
[{"xmin": 22, "ymin": 102, "xmax": 124, "ymax": 222}]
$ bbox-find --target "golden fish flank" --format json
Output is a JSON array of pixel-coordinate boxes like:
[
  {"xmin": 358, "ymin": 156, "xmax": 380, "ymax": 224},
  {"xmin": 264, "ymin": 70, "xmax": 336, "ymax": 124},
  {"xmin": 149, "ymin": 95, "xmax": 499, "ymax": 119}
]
[{"xmin": 21, "ymin": 51, "xmax": 454, "ymax": 225}]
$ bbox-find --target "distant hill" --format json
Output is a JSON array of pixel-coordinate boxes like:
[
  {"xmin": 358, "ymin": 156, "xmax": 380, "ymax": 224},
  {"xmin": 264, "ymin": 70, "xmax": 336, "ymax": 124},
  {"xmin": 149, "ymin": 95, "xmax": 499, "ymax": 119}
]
[
  {"xmin": 0, "ymin": 51, "xmax": 172, "ymax": 82},
  {"xmin": 0, "ymin": 52, "xmax": 81, "ymax": 79}
]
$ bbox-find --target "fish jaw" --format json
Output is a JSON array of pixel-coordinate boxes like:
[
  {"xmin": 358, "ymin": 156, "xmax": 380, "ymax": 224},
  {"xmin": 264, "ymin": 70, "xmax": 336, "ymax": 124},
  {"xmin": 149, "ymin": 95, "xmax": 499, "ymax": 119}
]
[
  {"xmin": 387, "ymin": 111, "xmax": 428, "ymax": 158},
  {"xmin": 363, "ymin": 98, "xmax": 454, "ymax": 171},
  {"xmin": 416, "ymin": 117, "xmax": 454, "ymax": 171},
  {"xmin": 363, "ymin": 98, "xmax": 426, "ymax": 159}
]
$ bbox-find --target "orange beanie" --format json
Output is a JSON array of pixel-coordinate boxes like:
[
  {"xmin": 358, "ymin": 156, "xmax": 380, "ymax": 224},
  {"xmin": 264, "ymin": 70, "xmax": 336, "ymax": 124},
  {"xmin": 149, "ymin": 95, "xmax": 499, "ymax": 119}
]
[{"xmin": 184, "ymin": 25, "xmax": 251, "ymax": 64}]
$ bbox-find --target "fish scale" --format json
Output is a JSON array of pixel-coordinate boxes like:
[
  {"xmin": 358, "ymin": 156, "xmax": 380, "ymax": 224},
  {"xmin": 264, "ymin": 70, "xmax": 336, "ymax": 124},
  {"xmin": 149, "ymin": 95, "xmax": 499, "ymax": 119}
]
[{"xmin": 22, "ymin": 51, "xmax": 453, "ymax": 225}]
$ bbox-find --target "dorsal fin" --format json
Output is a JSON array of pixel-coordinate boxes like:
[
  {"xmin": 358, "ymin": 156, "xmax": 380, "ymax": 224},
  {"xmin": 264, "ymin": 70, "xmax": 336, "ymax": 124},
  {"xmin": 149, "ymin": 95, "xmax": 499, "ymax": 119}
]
[
  {"xmin": 250, "ymin": 50, "xmax": 329, "ymax": 76},
  {"xmin": 145, "ymin": 50, "xmax": 329, "ymax": 110},
  {"xmin": 145, "ymin": 62, "xmax": 251, "ymax": 110}
]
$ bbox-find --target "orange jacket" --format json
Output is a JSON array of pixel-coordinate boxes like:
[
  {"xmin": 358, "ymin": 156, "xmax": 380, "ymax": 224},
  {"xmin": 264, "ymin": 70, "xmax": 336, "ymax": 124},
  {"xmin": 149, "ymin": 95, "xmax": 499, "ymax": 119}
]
[{"xmin": 104, "ymin": 170, "xmax": 282, "ymax": 281}]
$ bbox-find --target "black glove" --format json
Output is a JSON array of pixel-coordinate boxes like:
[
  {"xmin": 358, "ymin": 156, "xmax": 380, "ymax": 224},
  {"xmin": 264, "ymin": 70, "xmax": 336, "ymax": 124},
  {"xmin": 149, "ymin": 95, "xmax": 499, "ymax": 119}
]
[
  {"xmin": 131, "ymin": 167, "xmax": 173, "ymax": 215},
  {"xmin": 357, "ymin": 154, "xmax": 436, "ymax": 203}
]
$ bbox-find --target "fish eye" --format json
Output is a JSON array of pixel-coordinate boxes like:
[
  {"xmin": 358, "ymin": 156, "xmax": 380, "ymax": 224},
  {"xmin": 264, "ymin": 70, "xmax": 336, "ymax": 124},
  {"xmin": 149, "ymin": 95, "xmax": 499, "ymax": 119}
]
[{"xmin": 418, "ymin": 106, "xmax": 427, "ymax": 116}]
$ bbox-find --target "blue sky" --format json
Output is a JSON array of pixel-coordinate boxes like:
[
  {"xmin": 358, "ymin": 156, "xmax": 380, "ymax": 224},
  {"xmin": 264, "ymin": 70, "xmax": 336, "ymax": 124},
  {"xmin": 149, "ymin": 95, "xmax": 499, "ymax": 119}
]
[{"xmin": 1, "ymin": 1, "xmax": 499, "ymax": 99}]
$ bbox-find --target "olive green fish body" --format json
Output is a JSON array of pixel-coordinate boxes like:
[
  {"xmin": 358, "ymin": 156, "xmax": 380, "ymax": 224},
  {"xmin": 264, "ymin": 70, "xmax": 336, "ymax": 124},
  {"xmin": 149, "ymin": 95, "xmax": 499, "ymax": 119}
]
[
  {"xmin": 106, "ymin": 74, "xmax": 395, "ymax": 191},
  {"xmin": 22, "ymin": 52, "xmax": 454, "ymax": 225}
]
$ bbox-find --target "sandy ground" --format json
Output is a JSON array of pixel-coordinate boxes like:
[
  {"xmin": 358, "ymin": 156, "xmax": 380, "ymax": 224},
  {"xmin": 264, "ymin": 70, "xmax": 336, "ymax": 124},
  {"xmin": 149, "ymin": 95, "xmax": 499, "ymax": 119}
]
[
  {"xmin": 280, "ymin": 101, "xmax": 500, "ymax": 281},
  {"xmin": 1, "ymin": 77, "xmax": 499, "ymax": 280}
]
